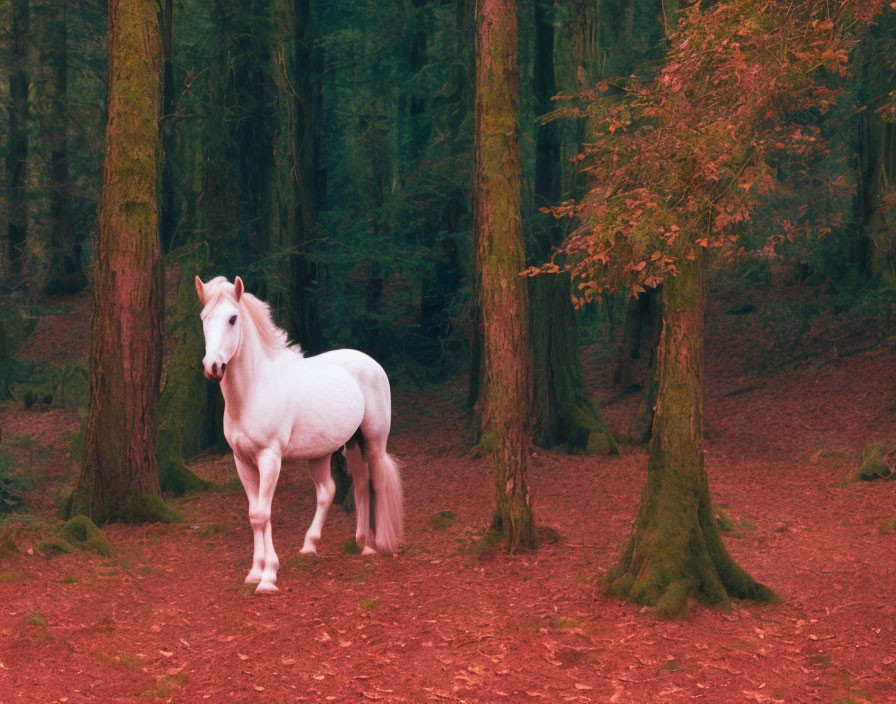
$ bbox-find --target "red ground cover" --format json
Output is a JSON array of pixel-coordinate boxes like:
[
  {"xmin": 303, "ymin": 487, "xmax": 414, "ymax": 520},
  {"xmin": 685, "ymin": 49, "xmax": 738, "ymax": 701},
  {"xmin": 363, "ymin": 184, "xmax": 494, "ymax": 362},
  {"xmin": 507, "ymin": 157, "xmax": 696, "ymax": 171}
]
[{"xmin": 1, "ymin": 292, "xmax": 895, "ymax": 703}]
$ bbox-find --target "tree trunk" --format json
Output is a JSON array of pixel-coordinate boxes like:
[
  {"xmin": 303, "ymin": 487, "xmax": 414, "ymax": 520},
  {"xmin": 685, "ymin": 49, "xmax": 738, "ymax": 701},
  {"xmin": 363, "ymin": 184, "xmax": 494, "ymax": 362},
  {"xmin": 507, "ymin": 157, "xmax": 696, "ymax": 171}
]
[
  {"xmin": 271, "ymin": 0, "xmax": 322, "ymax": 352},
  {"xmin": 474, "ymin": 0, "xmax": 535, "ymax": 551},
  {"xmin": 853, "ymin": 13, "xmax": 896, "ymax": 278},
  {"xmin": 68, "ymin": 0, "xmax": 172, "ymax": 524},
  {"xmin": 627, "ymin": 288, "xmax": 662, "ymax": 443},
  {"xmin": 604, "ymin": 252, "xmax": 773, "ymax": 617},
  {"xmin": 530, "ymin": 0, "xmax": 615, "ymax": 454},
  {"xmin": 159, "ymin": 0, "xmax": 177, "ymax": 253},
  {"xmin": 44, "ymin": 0, "xmax": 87, "ymax": 295},
  {"xmin": 157, "ymin": 260, "xmax": 218, "ymax": 495},
  {"xmin": 5, "ymin": 0, "xmax": 29, "ymax": 282}
]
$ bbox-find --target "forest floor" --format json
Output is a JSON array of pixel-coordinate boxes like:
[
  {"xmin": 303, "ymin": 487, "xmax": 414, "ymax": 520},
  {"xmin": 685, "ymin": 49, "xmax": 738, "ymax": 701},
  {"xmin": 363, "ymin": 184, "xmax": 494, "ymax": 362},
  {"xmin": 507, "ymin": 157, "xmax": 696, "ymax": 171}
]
[{"xmin": 1, "ymin": 284, "xmax": 896, "ymax": 704}]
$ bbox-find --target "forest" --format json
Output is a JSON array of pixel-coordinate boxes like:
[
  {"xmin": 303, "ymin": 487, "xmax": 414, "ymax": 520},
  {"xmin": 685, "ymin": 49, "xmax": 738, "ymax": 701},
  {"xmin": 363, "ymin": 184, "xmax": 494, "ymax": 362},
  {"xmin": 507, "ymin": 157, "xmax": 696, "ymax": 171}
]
[{"xmin": 1, "ymin": 0, "xmax": 895, "ymax": 701}]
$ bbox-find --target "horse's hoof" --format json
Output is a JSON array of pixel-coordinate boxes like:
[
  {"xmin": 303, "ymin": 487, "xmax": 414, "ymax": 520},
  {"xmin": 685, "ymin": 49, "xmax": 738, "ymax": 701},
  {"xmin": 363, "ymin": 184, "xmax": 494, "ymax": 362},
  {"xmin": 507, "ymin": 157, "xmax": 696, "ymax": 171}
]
[
  {"xmin": 254, "ymin": 581, "xmax": 279, "ymax": 595},
  {"xmin": 244, "ymin": 572, "xmax": 263, "ymax": 585},
  {"xmin": 299, "ymin": 547, "xmax": 318, "ymax": 556},
  {"xmin": 361, "ymin": 546, "xmax": 378, "ymax": 556}
]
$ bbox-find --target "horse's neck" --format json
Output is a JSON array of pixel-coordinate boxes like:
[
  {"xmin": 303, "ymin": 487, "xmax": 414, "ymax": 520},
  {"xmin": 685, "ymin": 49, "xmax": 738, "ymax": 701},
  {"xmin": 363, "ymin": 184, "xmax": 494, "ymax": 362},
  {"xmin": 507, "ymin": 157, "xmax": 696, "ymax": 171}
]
[{"xmin": 220, "ymin": 324, "xmax": 275, "ymax": 410}]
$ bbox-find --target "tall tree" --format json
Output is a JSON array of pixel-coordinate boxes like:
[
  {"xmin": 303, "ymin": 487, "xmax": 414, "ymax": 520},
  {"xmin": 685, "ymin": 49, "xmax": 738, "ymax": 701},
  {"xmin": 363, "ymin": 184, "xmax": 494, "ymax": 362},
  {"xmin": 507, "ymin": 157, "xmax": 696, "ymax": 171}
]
[
  {"xmin": 474, "ymin": 0, "xmax": 535, "ymax": 551},
  {"xmin": 159, "ymin": 0, "xmax": 177, "ymax": 254},
  {"xmin": 69, "ymin": 0, "xmax": 170, "ymax": 524},
  {"xmin": 5, "ymin": 0, "xmax": 29, "ymax": 282},
  {"xmin": 541, "ymin": 0, "xmax": 876, "ymax": 615},
  {"xmin": 605, "ymin": 249, "xmax": 772, "ymax": 616},
  {"xmin": 565, "ymin": 0, "xmax": 669, "ymax": 442},
  {"xmin": 44, "ymin": 0, "xmax": 87, "ymax": 294},
  {"xmin": 529, "ymin": 0, "xmax": 615, "ymax": 453},
  {"xmin": 853, "ymin": 11, "xmax": 896, "ymax": 277},
  {"xmin": 270, "ymin": 0, "xmax": 322, "ymax": 352}
]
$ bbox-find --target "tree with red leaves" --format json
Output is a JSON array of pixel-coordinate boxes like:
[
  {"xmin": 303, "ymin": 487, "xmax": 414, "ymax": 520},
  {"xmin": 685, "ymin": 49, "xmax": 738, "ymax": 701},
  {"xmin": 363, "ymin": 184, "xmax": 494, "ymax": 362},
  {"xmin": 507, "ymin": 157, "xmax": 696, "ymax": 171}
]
[{"xmin": 537, "ymin": 0, "xmax": 893, "ymax": 616}]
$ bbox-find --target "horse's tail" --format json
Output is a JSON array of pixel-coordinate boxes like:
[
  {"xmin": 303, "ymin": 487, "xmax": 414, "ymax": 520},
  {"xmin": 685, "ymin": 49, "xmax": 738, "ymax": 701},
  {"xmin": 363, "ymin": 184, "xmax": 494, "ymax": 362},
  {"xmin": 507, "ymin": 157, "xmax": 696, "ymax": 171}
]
[{"xmin": 373, "ymin": 453, "xmax": 403, "ymax": 554}]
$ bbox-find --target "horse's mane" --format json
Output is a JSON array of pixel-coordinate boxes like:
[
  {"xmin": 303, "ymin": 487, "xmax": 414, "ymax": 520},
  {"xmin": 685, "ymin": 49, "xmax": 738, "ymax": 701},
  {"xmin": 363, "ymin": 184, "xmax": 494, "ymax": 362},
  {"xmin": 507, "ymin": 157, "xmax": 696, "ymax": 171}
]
[{"xmin": 201, "ymin": 276, "xmax": 303, "ymax": 356}]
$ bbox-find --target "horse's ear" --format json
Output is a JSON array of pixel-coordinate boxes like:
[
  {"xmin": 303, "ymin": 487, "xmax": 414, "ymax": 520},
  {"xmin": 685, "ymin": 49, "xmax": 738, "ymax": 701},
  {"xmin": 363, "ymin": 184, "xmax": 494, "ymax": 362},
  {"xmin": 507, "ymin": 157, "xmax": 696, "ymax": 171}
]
[
  {"xmin": 194, "ymin": 275, "xmax": 205, "ymax": 304},
  {"xmin": 233, "ymin": 276, "xmax": 244, "ymax": 303}
]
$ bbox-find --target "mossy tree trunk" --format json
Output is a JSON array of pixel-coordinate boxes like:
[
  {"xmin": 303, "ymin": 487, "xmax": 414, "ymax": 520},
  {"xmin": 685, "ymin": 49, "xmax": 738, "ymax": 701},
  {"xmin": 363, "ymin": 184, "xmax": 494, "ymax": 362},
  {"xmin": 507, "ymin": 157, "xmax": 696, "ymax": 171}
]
[
  {"xmin": 5, "ymin": 0, "xmax": 29, "ymax": 282},
  {"xmin": 270, "ymin": 0, "xmax": 322, "ymax": 352},
  {"xmin": 69, "ymin": 0, "xmax": 170, "ymax": 524},
  {"xmin": 530, "ymin": 0, "xmax": 615, "ymax": 454},
  {"xmin": 604, "ymin": 251, "xmax": 773, "ymax": 617},
  {"xmin": 614, "ymin": 286, "xmax": 662, "ymax": 442},
  {"xmin": 853, "ymin": 12, "xmax": 896, "ymax": 278},
  {"xmin": 474, "ymin": 0, "xmax": 536, "ymax": 551},
  {"xmin": 157, "ymin": 261, "xmax": 219, "ymax": 495},
  {"xmin": 159, "ymin": 0, "xmax": 177, "ymax": 254},
  {"xmin": 44, "ymin": 0, "xmax": 87, "ymax": 295}
]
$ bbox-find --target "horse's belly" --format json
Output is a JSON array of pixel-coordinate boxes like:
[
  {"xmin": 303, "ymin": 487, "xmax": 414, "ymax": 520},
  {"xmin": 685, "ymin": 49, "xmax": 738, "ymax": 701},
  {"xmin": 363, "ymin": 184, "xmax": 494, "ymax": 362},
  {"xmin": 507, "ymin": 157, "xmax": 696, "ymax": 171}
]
[{"xmin": 281, "ymin": 382, "xmax": 365, "ymax": 460}]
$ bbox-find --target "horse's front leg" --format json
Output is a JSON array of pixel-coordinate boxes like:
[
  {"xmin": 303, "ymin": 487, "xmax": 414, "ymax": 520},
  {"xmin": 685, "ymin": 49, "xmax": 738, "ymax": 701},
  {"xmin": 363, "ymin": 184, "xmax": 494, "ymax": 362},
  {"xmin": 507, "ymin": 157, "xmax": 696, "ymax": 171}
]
[
  {"xmin": 234, "ymin": 454, "xmax": 265, "ymax": 585},
  {"xmin": 251, "ymin": 449, "xmax": 282, "ymax": 594},
  {"xmin": 300, "ymin": 455, "xmax": 336, "ymax": 555}
]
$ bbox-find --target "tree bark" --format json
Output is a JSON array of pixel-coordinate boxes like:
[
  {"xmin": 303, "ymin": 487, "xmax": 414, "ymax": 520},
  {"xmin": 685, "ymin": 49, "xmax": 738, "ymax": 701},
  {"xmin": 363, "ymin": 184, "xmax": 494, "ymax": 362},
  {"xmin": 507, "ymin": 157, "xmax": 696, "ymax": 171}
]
[
  {"xmin": 271, "ymin": 0, "xmax": 322, "ymax": 352},
  {"xmin": 530, "ymin": 0, "xmax": 615, "ymax": 453},
  {"xmin": 159, "ymin": 0, "xmax": 177, "ymax": 253},
  {"xmin": 5, "ymin": 0, "xmax": 30, "ymax": 282},
  {"xmin": 604, "ymin": 251, "xmax": 773, "ymax": 617},
  {"xmin": 44, "ymin": 0, "xmax": 87, "ymax": 295},
  {"xmin": 69, "ymin": 0, "xmax": 171, "ymax": 524},
  {"xmin": 157, "ymin": 260, "xmax": 218, "ymax": 495},
  {"xmin": 853, "ymin": 13, "xmax": 896, "ymax": 278},
  {"xmin": 474, "ymin": 0, "xmax": 536, "ymax": 551}
]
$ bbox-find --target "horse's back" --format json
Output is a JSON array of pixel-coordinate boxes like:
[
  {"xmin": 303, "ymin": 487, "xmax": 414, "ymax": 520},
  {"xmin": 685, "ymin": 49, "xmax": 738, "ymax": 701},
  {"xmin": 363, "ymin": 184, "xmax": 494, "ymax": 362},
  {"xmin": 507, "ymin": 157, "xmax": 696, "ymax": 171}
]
[{"xmin": 307, "ymin": 349, "xmax": 392, "ymax": 443}]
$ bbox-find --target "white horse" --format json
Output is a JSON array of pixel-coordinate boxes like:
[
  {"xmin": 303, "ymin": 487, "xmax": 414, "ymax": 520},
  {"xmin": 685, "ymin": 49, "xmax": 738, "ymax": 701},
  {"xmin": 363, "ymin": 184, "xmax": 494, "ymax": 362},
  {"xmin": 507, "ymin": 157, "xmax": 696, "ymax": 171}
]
[{"xmin": 195, "ymin": 275, "xmax": 403, "ymax": 594}]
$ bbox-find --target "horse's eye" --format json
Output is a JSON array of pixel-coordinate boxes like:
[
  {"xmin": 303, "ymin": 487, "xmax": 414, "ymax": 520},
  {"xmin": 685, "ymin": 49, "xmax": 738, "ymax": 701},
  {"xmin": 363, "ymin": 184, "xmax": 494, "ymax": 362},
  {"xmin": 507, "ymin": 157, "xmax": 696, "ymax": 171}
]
[{"xmin": 229, "ymin": 315, "xmax": 237, "ymax": 326}]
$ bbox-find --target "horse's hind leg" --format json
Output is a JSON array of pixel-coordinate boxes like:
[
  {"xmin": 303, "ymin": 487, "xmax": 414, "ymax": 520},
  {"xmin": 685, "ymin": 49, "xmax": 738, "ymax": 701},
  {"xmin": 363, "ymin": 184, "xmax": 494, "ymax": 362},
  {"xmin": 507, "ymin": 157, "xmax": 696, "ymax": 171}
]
[
  {"xmin": 345, "ymin": 441, "xmax": 376, "ymax": 555},
  {"xmin": 301, "ymin": 455, "xmax": 336, "ymax": 555}
]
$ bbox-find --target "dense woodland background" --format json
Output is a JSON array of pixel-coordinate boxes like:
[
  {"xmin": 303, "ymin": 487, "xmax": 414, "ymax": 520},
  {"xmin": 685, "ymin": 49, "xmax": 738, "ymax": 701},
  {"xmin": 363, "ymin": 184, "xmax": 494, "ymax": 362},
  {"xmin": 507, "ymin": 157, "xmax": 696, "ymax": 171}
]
[{"xmin": 1, "ymin": 0, "xmax": 895, "ymax": 617}]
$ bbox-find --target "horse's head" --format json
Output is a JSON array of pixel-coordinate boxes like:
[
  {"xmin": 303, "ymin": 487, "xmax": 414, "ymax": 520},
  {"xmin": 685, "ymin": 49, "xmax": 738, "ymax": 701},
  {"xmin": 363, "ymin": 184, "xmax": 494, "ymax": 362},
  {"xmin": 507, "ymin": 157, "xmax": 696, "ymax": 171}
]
[{"xmin": 195, "ymin": 275, "xmax": 244, "ymax": 381}]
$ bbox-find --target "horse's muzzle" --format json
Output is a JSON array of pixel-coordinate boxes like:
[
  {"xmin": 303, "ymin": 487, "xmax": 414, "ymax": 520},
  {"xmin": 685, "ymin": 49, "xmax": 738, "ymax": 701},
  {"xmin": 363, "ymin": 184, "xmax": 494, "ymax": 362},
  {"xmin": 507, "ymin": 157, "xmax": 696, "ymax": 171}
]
[{"xmin": 203, "ymin": 360, "xmax": 226, "ymax": 381}]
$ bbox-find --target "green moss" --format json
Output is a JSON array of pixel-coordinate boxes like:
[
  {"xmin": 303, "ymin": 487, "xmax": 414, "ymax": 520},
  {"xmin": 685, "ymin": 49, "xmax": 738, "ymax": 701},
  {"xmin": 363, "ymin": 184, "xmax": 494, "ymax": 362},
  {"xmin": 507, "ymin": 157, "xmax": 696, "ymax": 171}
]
[
  {"xmin": 122, "ymin": 494, "xmax": 182, "ymax": 524},
  {"xmin": 59, "ymin": 515, "xmax": 115, "ymax": 556},
  {"xmin": 343, "ymin": 538, "xmax": 362, "ymax": 554},
  {"xmin": 26, "ymin": 613, "xmax": 47, "ymax": 627},
  {"xmin": 463, "ymin": 526, "xmax": 505, "ymax": 556},
  {"xmin": 196, "ymin": 524, "xmax": 223, "ymax": 538},
  {"xmin": 94, "ymin": 651, "xmax": 143, "ymax": 668},
  {"xmin": 0, "ymin": 570, "xmax": 24, "ymax": 583},
  {"xmin": 285, "ymin": 553, "xmax": 314, "ymax": 572},
  {"xmin": 38, "ymin": 537, "xmax": 75, "ymax": 556},
  {"xmin": 427, "ymin": 510, "xmax": 457, "ymax": 531},
  {"xmin": 140, "ymin": 674, "xmax": 187, "ymax": 698},
  {"xmin": 360, "ymin": 597, "xmax": 380, "ymax": 611},
  {"xmin": 549, "ymin": 616, "xmax": 579, "ymax": 630},
  {"xmin": 586, "ymin": 431, "xmax": 613, "ymax": 455}
]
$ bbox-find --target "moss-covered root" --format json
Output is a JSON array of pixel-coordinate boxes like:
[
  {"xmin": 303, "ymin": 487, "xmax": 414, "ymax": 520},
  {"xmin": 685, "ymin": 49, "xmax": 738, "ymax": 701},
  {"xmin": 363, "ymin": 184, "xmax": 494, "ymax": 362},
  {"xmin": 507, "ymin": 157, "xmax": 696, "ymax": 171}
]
[
  {"xmin": 58, "ymin": 515, "xmax": 115, "ymax": 556},
  {"xmin": 604, "ymin": 506, "xmax": 775, "ymax": 619},
  {"xmin": 158, "ymin": 457, "xmax": 213, "ymax": 496},
  {"xmin": 124, "ymin": 494, "xmax": 182, "ymax": 524}
]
